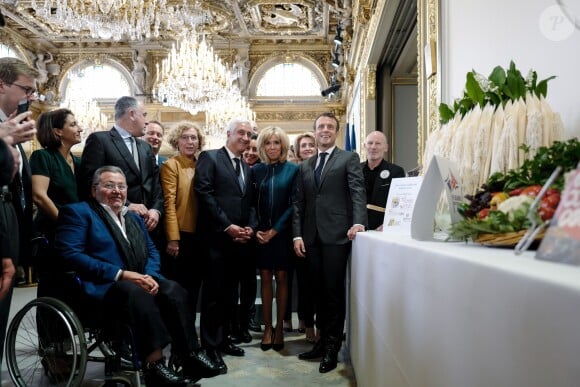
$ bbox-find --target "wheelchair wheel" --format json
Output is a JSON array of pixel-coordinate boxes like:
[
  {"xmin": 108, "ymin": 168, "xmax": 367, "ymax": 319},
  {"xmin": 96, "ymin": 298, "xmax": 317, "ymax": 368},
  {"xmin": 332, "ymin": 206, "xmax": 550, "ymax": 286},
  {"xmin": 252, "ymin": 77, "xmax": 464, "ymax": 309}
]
[{"xmin": 5, "ymin": 297, "xmax": 88, "ymax": 387}]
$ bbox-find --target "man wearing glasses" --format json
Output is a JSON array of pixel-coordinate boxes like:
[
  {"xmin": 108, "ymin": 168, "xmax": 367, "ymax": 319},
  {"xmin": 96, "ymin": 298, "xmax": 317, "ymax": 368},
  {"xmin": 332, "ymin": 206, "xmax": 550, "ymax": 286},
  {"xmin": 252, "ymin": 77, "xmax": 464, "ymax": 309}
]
[
  {"xmin": 79, "ymin": 96, "xmax": 164, "ymax": 233},
  {"xmin": 0, "ymin": 57, "xmax": 39, "ymax": 380},
  {"xmin": 56, "ymin": 166, "xmax": 222, "ymax": 385}
]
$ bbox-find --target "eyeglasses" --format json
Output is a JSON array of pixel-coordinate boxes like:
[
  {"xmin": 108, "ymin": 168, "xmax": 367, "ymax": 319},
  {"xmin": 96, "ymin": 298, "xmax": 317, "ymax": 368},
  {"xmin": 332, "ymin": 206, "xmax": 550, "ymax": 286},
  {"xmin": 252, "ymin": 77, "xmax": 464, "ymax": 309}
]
[
  {"xmin": 179, "ymin": 135, "xmax": 198, "ymax": 142},
  {"xmin": 97, "ymin": 182, "xmax": 128, "ymax": 191},
  {"xmin": 8, "ymin": 82, "xmax": 38, "ymax": 97}
]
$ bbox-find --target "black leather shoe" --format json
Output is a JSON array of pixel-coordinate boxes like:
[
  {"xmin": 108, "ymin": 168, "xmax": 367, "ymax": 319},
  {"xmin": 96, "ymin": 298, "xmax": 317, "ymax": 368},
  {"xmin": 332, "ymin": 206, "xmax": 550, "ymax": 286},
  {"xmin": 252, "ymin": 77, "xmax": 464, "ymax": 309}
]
[
  {"xmin": 248, "ymin": 318, "xmax": 262, "ymax": 332},
  {"xmin": 144, "ymin": 358, "xmax": 189, "ymax": 386},
  {"xmin": 206, "ymin": 349, "xmax": 227, "ymax": 375},
  {"xmin": 228, "ymin": 334, "xmax": 242, "ymax": 344},
  {"xmin": 319, "ymin": 347, "xmax": 338, "ymax": 373},
  {"xmin": 183, "ymin": 349, "xmax": 221, "ymax": 380},
  {"xmin": 298, "ymin": 340, "xmax": 324, "ymax": 360},
  {"xmin": 219, "ymin": 342, "xmax": 245, "ymax": 357},
  {"xmin": 238, "ymin": 329, "xmax": 252, "ymax": 343}
]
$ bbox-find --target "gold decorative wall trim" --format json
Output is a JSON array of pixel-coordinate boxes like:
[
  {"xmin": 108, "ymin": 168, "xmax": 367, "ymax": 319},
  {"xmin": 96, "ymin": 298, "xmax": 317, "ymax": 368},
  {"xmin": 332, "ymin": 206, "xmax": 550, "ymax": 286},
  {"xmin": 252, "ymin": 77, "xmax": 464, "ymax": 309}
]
[
  {"xmin": 354, "ymin": 0, "xmax": 385, "ymax": 72},
  {"xmin": 417, "ymin": 0, "xmax": 440, "ymax": 168},
  {"xmin": 366, "ymin": 64, "xmax": 376, "ymax": 100},
  {"xmin": 255, "ymin": 111, "xmax": 321, "ymax": 121}
]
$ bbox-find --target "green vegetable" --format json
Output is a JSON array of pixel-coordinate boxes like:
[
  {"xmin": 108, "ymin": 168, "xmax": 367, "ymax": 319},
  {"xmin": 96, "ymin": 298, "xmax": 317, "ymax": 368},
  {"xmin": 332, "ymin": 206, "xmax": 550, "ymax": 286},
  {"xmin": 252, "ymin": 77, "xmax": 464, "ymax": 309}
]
[
  {"xmin": 449, "ymin": 203, "xmax": 534, "ymax": 241},
  {"xmin": 449, "ymin": 139, "xmax": 579, "ymax": 241},
  {"xmin": 488, "ymin": 138, "xmax": 580, "ymax": 192}
]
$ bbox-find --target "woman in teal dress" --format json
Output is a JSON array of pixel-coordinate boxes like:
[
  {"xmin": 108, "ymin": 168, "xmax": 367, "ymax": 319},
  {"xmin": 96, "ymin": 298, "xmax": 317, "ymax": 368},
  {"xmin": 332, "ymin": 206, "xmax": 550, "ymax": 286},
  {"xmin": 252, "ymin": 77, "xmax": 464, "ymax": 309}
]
[
  {"xmin": 29, "ymin": 108, "xmax": 82, "ymax": 292},
  {"xmin": 251, "ymin": 126, "xmax": 298, "ymax": 351}
]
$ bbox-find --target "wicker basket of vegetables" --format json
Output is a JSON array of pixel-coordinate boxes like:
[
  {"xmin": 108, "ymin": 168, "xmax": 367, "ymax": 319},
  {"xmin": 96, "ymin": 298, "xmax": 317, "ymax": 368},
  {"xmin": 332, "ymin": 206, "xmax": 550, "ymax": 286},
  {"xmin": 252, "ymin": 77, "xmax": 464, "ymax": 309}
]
[{"xmin": 448, "ymin": 138, "xmax": 579, "ymax": 245}]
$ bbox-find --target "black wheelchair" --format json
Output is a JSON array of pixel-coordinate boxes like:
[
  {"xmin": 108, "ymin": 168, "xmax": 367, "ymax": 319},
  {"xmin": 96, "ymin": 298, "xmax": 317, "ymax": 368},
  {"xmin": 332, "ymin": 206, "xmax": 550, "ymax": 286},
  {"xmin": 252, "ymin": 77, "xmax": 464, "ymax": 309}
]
[{"xmin": 4, "ymin": 272, "xmax": 143, "ymax": 387}]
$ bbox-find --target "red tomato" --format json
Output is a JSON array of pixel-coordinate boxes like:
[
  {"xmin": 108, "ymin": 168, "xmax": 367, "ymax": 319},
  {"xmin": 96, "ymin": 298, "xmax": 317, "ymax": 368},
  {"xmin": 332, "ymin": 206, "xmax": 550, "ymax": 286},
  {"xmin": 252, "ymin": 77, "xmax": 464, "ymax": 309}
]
[
  {"xmin": 520, "ymin": 185, "xmax": 542, "ymax": 197},
  {"xmin": 542, "ymin": 193, "xmax": 561, "ymax": 209},
  {"xmin": 509, "ymin": 188, "xmax": 524, "ymax": 196},
  {"xmin": 546, "ymin": 188, "xmax": 560, "ymax": 196},
  {"xmin": 538, "ymin": 207, "xmax": 555, "ymax": 221},
  {"xmin": 477, "ymin": 208, "xmax": 490, "ymax": 219}
]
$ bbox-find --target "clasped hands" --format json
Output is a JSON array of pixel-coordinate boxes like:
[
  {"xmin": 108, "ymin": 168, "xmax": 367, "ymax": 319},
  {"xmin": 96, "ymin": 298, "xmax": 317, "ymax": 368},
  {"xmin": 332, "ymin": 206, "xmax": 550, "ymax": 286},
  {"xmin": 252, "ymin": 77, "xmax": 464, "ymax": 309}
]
[
  {"xmin": 127, "ymin": 204, "xmax": 159, "ymax": 231},
  {"xmin": 121, "ymin": 270, "xmax": 159, "ymax": 295},
  {"xmin": 227, "ymin": 225, "xmax": 254, "ymax": 243},
  {"xmin": 256, "ymin": 228, "xmax": 277, "ymax": 244}
]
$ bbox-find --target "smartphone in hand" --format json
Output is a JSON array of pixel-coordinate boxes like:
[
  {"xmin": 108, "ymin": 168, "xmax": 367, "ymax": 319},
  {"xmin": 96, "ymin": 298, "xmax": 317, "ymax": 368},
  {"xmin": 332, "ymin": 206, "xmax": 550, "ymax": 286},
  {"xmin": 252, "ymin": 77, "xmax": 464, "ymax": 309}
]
[
  {"xmin": 17, "ymin": 100, "xmax": 30, "ymax": 115},
  {"xmin": 16, "ymin": 100, "xmax": 30, "ymax": 123}
]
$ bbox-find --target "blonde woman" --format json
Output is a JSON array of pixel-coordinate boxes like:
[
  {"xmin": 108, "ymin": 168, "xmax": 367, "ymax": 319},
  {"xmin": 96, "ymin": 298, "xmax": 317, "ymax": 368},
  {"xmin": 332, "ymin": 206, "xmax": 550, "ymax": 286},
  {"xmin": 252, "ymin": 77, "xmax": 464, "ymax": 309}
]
[
  {"xmin": 160, "ymin": 121, "xmax": 205, "ymax": 315},
  {"xmin": 251, "ymin": 126, "xmax": 299, "ymax": 351},
  {"xmin": 294, "ymin": 132, "xmax": 316, "ymax": 161}
]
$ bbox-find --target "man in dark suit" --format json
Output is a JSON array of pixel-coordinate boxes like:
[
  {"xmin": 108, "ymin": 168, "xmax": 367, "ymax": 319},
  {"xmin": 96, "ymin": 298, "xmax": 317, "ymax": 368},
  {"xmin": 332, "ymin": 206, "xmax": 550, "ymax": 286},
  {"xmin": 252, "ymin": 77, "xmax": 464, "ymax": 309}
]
[
  {"xmin": 79, "ymin": 96, "xmax": 163, "ymax": 232},
  {"xmin": 293, "ymin": 112, "xmax": 367, "ymax": 373},
  {"xmin": 0, "ymin": 57, "xmax": 39, "ymax": 376},
  {"xmin": 144, "ymin": 120, "xmax": 167, "ymax": 166},
  {"xmin": 55, "ymin": 166, "xmax": 221, "ymax": 386},
  {"xmin": 194, "ymin": 118, "xmax": 257, "ymax": 373},
  {"xmin": 362, "ymin": 131, "xmax": 406, "ymax": 230},
  {"xmin": 10, "ymin": 142, "xmax": 33, "ymax": 286}
]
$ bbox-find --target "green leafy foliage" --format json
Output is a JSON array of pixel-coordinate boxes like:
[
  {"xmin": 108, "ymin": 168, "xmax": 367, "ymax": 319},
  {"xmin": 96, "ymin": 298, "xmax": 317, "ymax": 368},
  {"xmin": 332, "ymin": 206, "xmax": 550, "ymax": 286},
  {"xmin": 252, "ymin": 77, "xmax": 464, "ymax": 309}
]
[
  {"xmin": 488, "ymin": 138, "xmax": 580, "ymax": 192},
  {"xmin": 438, "ymin": 61, "xmax": 556, "ymax": 124},
  {"xmin": 449, "ymin": 202, "xmax": 533, "ymax": 241},
  {"xmin": 465, "ymin": 72, "xmax": 484, "ymax": 106},
  {"xmin": 449, "ymin": 138, "xmax": 580, "ymax": 241}
]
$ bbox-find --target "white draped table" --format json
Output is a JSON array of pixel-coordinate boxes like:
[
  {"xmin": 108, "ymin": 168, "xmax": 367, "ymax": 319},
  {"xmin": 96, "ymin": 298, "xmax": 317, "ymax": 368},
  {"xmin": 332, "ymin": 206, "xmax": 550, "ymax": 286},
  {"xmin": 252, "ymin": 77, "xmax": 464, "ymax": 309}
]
[{"xmin": 349, "ymin": 232, "xmax": 580, "ymax": 387}]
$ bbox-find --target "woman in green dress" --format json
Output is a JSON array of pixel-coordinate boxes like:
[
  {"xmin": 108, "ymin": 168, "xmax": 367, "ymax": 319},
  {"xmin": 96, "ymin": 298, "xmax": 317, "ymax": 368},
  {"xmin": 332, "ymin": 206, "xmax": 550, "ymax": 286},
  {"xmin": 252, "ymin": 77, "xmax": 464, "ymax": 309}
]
[{"xmin": 29, "ymin": 108, "xmax": 82, "ymax": 291}]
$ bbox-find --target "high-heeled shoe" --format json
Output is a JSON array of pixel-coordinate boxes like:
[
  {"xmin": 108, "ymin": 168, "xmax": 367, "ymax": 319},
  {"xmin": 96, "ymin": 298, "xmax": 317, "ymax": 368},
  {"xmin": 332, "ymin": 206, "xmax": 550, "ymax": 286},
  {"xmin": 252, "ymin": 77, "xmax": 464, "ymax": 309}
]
[
  {"xmin": 261, "ymin": 328, "xmax": 273, "ymax": 351},
  {"xmin": 305, "ymin": 327, "xmax": 316, "ymax": 343},
  {"xmin": 273, "ymin": 329, "xmax": 284, "ymax": 351}
]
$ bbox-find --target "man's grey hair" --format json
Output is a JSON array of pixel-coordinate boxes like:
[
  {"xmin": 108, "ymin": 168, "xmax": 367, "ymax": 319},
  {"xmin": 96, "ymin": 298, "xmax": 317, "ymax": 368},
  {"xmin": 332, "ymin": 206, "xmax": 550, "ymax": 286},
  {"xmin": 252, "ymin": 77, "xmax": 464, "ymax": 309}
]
[
  {"xmin": 92, "ymin": 165, "xmax": 126, "ymax": 186},
  {"xmin": 226, "ymin": 118, "xmax": 252, "ymax": 135},
  {"xmin": 114, "ymin": 96, "xmax": 138, "ymax": 121}
]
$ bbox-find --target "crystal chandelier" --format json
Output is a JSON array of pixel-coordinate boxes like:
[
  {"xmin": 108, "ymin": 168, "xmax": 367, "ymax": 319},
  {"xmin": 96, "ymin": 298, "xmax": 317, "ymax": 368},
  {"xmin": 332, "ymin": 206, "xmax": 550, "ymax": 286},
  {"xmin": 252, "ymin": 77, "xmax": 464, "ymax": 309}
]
[
  {"xmin": 61, "ymin": 74, "xmax": 109, "ymax": 142},
  {"xmin": 155, "ymin": 31, "xmax": 254, "ymax": 138},
  {"xmin": 28, "ymin": 0, "xmax": 208, "ymax": 41},
  {"xmin": 205, "ymin": 94, "xmax": 255, "ymax": 139}
]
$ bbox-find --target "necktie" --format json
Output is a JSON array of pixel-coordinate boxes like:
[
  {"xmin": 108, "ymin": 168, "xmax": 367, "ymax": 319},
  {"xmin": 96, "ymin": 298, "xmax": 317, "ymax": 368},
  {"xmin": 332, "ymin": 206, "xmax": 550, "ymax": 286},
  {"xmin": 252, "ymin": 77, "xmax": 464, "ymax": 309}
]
[
  {"xmin": 14, "ymin": 146, "xmax": 25, "ymax": 209},
  {"xmin": 131, "ymin": 137, "xmax": 140, "ymax": 170},
  {"xmin": 234, "ymin": 157, "xmax": 244, "ymax": 191},
  {"xmin": 315, "ymin": 152, "xmax": 328, "ymax": 185}
]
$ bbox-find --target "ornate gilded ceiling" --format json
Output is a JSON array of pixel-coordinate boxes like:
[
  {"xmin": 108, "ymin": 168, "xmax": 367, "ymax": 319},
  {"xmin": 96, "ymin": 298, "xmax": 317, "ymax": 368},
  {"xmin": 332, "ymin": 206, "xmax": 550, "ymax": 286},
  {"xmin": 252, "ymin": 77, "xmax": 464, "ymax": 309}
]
[
  {"xmin": 0, "ymin": 0, "xmax": 343, "ymax": 47},
  {"xmin": 0, "ymin": 0, "xmax": 359, "ymax": 132}
]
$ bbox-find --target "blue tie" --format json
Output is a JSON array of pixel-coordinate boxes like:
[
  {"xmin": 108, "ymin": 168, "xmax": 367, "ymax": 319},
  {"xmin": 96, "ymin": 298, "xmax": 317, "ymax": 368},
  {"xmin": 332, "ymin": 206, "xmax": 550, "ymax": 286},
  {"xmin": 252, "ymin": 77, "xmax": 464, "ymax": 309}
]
[
  {"xmin": 234, "ymin": 158, "xmax": 244, "ymax": 191},
  {"xmin": 315, "ymin": 152, "xmax": 327, "ymax": 186}
]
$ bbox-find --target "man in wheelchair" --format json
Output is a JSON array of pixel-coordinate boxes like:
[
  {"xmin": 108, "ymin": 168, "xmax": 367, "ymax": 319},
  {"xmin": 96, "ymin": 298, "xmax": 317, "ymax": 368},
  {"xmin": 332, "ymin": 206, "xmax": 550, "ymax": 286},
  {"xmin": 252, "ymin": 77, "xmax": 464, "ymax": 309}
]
[{"xmin": 55, "ymin": 165, "xmax": 222, "ymax": 386}]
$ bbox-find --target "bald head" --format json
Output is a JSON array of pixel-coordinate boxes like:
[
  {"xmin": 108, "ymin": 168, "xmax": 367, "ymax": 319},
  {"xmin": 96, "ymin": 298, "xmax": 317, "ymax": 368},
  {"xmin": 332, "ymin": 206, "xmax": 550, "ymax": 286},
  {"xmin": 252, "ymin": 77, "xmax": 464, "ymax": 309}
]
[{"xmin": 365, "ymin": 131, "xmax": 389, "ymax": 163}]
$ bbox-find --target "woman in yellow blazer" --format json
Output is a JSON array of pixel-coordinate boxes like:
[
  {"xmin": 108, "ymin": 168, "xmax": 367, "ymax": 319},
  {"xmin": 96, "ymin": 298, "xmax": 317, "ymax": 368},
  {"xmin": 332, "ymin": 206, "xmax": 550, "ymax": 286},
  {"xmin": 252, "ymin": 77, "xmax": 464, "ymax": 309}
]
[{"xmin": 160, "ymin": 121, "xmax": 204, "ymax": 321}]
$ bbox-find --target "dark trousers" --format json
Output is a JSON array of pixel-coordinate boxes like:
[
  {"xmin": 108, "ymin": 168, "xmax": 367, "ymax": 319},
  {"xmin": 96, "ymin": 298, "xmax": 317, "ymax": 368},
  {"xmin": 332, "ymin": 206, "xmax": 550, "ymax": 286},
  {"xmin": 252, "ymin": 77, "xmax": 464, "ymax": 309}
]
[
  {"xmin": 288, "ymin": 255, "xmax": 312, "ymax": 324},
  {"xmin": 305, "ymin": 240, "xmax": 350, "ymax": 347},
  {"xmin": 200, "ymin": 234, "xmax": 253, "ymax": 348},
  {"xmin": 103, "ymin": 278, "xmax": 198, "ymax": 360},
  {"xmin": 0, "ymin": 200, "xmax": 18, "ymax": 369},
  {"xmin": 234, "ymin": 241, "xmax": 257, "ymax": 330},
  {"xmin": 162, "ymin": 232, "xmax": 202, "ymax": 324}
]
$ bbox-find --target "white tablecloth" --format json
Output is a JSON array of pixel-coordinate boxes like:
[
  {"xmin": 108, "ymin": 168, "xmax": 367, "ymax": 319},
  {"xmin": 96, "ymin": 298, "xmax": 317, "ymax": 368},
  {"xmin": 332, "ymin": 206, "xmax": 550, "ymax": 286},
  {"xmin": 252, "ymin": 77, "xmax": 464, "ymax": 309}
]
[{"xmin": 349, "ymin": 231, "xmax": 580, "ymax": 387}]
